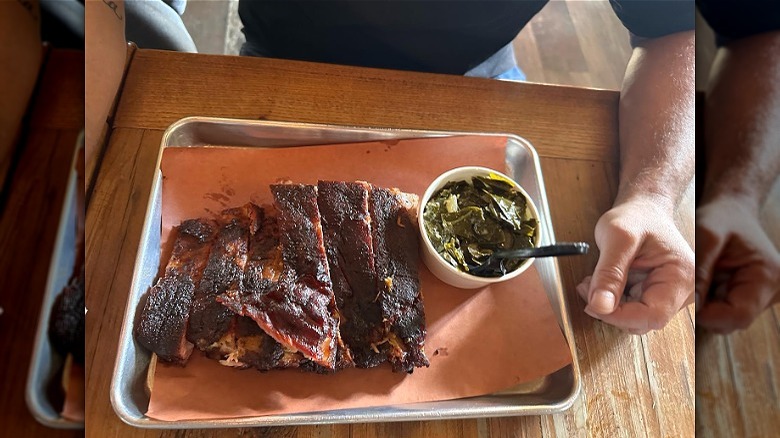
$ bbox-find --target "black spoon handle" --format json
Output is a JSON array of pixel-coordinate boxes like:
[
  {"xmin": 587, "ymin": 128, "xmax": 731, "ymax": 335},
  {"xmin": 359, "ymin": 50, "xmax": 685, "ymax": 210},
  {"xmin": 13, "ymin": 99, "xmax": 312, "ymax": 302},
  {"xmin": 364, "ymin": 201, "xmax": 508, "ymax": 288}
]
[{"xmin": 494, "ymin": 242, "xmax": 590, "ymax": 259}]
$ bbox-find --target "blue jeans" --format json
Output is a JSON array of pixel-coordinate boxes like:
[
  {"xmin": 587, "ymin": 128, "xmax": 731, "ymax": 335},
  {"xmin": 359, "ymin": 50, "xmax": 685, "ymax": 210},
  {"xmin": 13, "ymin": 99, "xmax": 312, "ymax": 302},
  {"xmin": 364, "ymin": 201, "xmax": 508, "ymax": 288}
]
[
  {"xmin": 241, "ymin": 39, "xmax": 526, "ymax": 81},
  {"xmin": 493, "ymin": 66, "xmax": 526, "ymax": 81}
]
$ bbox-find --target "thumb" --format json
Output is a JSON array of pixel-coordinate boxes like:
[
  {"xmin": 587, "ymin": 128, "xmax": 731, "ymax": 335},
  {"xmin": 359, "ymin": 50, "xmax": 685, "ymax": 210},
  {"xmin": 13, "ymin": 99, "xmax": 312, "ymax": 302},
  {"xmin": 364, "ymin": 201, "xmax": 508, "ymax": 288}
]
[{"xmin": 587, "ymin": 226, "xmax": 641, "ymax": 316}]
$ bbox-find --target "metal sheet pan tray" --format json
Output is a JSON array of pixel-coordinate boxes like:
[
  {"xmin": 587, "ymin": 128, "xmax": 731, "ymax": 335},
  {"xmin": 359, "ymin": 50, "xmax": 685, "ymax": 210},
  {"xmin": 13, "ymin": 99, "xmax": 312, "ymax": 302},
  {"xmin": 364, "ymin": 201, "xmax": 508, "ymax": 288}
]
[
  {"xmin": 111, "ymin": 117, "xmax": 581, "ymax": 428},
  {"xmin": 25, "ymin": 132, "xmax": 84, "ymax": 429}
]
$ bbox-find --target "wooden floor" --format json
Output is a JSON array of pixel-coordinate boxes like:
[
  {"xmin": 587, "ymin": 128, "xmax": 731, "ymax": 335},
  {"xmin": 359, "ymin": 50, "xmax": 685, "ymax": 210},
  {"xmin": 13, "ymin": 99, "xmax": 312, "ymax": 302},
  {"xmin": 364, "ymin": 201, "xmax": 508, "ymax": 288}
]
[
  {"xmin": 181, "ymin": 0, "xmax": 243, "ymax": 56},
  {"xmin": 182, "ymin": 0, "xmax": 632, "ymax": 89},
  {"xmin": 513, "ymin": 0, "xmax": 632, "ymax": 89}
]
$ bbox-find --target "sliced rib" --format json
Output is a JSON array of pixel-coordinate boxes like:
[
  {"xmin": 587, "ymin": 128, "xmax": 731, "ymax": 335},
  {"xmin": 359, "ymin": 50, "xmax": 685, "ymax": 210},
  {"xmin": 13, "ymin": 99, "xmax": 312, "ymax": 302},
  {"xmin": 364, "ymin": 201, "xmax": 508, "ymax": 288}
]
[
  {"xmin": 135, "ymin": 218, "xmax": 216, "ymax": 365},
  {"xmin": 369, "ymin": 186, "xmax": 429, "ymax": 373},
  {"xmin": 187, "ymin": 204, "xmax": 259, "ymax": 359},
  {"xmin": 317, "ymin": 180, "xmax": 387, "ymax": 368},
  {"xmin": 219, "ymin": 185, "xmax": 344, "ymax": 370}
]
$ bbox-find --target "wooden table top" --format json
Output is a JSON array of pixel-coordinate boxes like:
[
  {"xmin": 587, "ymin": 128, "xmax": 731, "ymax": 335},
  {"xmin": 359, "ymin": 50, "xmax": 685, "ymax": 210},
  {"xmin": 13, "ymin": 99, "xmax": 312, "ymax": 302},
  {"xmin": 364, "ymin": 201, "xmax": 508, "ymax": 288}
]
[
  {"xmin": 83, "ymin": 49, "xmax": 701, "ymax": 438},
  {"xmin": 0, "ymin": 48, "xmax": 84, "ymax": 437}
]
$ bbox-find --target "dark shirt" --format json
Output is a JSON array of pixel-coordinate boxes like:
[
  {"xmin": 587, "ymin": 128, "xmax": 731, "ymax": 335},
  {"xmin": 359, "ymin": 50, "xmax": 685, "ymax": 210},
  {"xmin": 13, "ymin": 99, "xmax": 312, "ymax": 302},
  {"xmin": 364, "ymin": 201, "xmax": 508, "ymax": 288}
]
[
  {"xmin": 238, "ymin": 0, "xmax": 694, "ymax": 75},
  {"xmin": 697, "ymin": 0, "xmax": 780, "ymax": 44}
]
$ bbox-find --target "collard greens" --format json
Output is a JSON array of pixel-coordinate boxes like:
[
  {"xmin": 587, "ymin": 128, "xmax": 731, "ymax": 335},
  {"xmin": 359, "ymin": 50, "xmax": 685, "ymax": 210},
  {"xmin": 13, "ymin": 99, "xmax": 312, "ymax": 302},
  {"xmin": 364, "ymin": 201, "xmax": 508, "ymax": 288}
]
[{"xmin": 423, "ymin": 174, "xmax": 538, "ymax": 277}]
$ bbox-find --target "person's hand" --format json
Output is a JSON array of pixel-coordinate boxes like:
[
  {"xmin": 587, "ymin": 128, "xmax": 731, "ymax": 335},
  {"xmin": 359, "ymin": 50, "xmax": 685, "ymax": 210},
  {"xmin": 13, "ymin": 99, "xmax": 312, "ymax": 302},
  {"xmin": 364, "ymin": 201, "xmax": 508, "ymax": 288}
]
[
  {"xmin": 576, "ymin": 197, "xmax": 694, "ymax": 334},
  {"xmin": 695, "ymin": 196, "xmax": 780, "ymax": 334}
]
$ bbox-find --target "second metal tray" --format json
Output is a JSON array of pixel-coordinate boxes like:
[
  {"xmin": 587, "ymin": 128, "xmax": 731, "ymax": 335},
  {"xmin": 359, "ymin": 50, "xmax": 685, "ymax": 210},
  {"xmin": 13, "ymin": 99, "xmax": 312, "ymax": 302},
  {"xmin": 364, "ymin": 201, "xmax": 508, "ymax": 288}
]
[
  {"xmin": 25, "ymin": 132, "xmax": 84, "ymax": 429},
  {"xmin": 111, "ymin": 117, "xmax": 581, "ymax": 428}
]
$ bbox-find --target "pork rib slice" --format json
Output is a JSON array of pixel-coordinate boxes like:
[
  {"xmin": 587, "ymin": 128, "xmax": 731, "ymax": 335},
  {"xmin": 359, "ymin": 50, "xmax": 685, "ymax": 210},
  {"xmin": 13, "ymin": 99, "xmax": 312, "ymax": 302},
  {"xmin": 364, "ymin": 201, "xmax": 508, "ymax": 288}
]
[
  {"xmin": 135, "ymin": 218, "xmax": 217, "ymax": 365},
  {"xmin": 369, "ymin": 186, "xmax": 429, "ymax": 373},
  {"xmin": 219, "ymin": 184, "xmax": 345, "ymax": 370}
]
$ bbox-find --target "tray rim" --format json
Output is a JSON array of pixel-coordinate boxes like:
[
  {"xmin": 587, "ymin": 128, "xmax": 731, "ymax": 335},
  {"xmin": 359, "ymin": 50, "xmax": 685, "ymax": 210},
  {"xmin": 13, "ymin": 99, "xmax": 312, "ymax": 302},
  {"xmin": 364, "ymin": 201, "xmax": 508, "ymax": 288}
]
[
  {"xmin": 111, "ymin": 117, "xmax": 581, "ymax": 428},
  {"xmin": 25, "ymin": 130, "xmax": 85, "ymax": 430}
]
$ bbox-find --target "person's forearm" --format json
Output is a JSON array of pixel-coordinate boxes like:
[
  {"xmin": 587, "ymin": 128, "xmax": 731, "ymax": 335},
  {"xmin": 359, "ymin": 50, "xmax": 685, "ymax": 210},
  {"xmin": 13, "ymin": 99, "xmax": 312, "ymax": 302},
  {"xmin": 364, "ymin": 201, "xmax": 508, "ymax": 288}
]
[
  {"xmin": 85, "ymin": 0, "xmax": 127, "ymax": 188},
  {"xmin": 0, "ymin": 1, "xmax": 42, "ymax": 181},
  {"xmin": 615, "ymin": 31, "xmax": 696, "ymax": 209},
  {"xmin": 702, "ymin": 31, "xmax": 780, "ymax": 211}
]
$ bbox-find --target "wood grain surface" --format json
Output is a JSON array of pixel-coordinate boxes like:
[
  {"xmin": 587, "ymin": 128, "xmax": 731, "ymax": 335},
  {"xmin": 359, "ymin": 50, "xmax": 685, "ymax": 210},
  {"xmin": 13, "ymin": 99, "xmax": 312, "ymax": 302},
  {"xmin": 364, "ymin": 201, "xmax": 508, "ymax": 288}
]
[
  {"xmin": 513, "ymin": 0, "xmax": 632, "ymax": 90},
  {"xmin": 113, "ymin": 51, "xmax": 619, "ymax": 163},
  {"xmin": 86, "ymin": 49, "xmax": 696, "ymax": 437},
  {"xmin": 0, "ymin": 49, "xmax": 84, "ymax": 438}
]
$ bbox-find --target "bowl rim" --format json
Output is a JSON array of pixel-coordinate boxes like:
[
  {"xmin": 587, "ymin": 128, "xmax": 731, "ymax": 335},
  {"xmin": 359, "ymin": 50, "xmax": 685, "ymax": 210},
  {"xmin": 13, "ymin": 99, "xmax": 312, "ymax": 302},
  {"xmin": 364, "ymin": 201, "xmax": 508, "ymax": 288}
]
[{"xmin": 418, "ymin": 166, "xmax": 542, "ymax": 284}]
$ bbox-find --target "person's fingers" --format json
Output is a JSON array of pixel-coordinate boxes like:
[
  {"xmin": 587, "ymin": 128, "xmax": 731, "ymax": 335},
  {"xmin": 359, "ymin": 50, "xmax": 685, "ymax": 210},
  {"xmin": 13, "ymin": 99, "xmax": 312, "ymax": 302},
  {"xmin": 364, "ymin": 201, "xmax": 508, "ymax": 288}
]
[
  {"xmin": 587, "ymin": 220, "xmax": 642, "ymax": 316},
  {"xmin": 697, "ymin": 265, "xmax": 776, "ymax": 332},
  {"xmin": 597, "ymin": 262, "xmax": 691, "ymax": 331},
  {"xmin": 625, "ymin": 280, "xmax": 643, "ymax": 302},
  {"xmin": 600, "ymin": 302, "xmax": 681, "ymax": 332},
  {"xmin": 593, "ymin": 302, "xmax": 660, "ymax": 331},
  {"xmin": 576, "ymin": 280, "xmax": 590, "ymax": 302},
  {"xmin": 681, "ymin": 264, "xmax": 698, "ymax": 308},
  {"xmin": 708, "ymin": 271, "xmax": 732, "ymax": 302},
  {"xmin": 694, "ymin": 223, "xmax": 726, "ymax": 312},
  {"xmin": 626, "ymin": 270, "xmax": 649, "ymax": 286},
  {"xmin": 576, "ymin": 284, "xmax": 586, "ymax": 300},
  {"xmin": 698, "ymin": 302, "xmax": 744, "ymax": 334},
  {"xmin": 581, "ymin": 270, "xmax": 649, "ymax": 306}
]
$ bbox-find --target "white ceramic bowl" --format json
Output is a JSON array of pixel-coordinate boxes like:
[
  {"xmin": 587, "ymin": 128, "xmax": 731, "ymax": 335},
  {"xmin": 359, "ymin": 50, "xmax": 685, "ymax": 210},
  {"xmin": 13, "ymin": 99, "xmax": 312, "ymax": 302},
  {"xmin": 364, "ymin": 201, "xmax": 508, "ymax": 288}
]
[{"xmin": 418, "ymin": 166, "xmax": 541, "ymax": 289}]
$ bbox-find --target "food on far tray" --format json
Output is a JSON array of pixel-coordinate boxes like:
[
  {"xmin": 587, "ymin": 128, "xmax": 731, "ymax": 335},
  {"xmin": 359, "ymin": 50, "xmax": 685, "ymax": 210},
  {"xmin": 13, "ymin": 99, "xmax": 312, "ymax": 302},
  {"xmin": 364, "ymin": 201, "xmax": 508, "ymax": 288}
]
[
  {"xmin": 48, "ymin": 265, "xmax": 85, "ymax": 364},
  {"xmin": 423, "ymin": 174, "xmax": 538, "ymax": 277},
  {"xmin": 135, "ymin": 181, "xmax": 429, "ymax": 374},
  {"xmin": 42, "ymin": 144, "xmax": 86, "ymax": 422}
]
